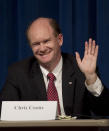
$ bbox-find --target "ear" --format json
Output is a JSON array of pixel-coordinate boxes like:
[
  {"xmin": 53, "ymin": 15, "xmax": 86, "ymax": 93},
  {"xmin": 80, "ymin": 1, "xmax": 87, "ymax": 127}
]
[{"xmin": 58, "ymin": 34, "xmax": 63, "ymax": 46}]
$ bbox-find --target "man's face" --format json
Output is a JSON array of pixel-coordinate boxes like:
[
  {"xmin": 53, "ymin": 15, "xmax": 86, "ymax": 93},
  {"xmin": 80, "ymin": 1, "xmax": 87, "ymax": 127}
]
[{"xmin": 28, "ymin": 20, "xmax": 63, "ymax": 67}]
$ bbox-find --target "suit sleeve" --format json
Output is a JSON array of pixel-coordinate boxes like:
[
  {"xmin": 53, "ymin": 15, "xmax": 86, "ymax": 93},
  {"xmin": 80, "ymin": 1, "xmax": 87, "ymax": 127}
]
[
  {"xmin": 0, "ymin": 67, "xmax": 21, "ymax": 115},
  {"xmin": 87, "ymin": 85, "xmax": 109, "ymax": 116}
]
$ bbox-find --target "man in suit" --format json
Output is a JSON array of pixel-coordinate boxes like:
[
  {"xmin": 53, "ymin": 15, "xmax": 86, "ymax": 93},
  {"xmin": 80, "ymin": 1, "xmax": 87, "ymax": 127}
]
[{"xmin": 0, "ymin": 17, "xmax": 109, "ymax": 117}]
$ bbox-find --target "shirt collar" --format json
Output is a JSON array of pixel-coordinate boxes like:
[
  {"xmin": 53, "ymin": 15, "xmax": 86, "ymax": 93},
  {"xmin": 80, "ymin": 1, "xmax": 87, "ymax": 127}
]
[{"xmin": 40, "ymin": 57, "xmax": 63, "ymax": 79}]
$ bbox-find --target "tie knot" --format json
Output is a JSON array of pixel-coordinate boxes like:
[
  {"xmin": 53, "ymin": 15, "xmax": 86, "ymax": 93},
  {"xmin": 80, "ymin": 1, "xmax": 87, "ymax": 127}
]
[{"xmin": 47, "ymin": 73, "xmax": 56, "ymax": 81}]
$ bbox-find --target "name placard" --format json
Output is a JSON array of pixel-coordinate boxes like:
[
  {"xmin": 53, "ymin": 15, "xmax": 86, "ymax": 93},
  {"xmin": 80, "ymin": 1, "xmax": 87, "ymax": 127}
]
[{"xmin": 1, "ymin": 101, "xmax": 57, "ymax": 121}]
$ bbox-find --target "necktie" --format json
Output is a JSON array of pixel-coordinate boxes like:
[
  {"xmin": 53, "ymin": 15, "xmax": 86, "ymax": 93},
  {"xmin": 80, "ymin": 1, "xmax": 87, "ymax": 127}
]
[{"xmin": 47, "ymin": 73, "xmax": 61, "ymax": 115}]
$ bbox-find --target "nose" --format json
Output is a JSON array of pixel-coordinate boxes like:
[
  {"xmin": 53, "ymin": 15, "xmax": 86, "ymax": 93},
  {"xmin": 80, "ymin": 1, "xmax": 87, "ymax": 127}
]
[{"xmin": 39, "ymin": 43, "xmax": 46, "ymax": 52}]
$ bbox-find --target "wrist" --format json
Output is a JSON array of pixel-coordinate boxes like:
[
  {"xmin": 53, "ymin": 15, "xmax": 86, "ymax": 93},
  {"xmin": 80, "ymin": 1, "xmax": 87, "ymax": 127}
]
[{"xmin": 85, "ymin": 73, "xmax": 97, "ymax": 85}]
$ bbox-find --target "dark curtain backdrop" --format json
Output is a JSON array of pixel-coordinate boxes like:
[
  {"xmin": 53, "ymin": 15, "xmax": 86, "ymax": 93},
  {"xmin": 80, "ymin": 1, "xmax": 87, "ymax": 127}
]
[{"xmin": 0, "ymin": 0, "xmax": 109, "ymax": 90}]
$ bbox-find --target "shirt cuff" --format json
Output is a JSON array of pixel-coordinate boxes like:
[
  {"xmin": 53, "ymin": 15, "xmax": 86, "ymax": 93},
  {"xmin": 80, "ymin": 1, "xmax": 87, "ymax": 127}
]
[{"xmin": 85, "ymin": 77, "xmax": 104, "ymax": 97}]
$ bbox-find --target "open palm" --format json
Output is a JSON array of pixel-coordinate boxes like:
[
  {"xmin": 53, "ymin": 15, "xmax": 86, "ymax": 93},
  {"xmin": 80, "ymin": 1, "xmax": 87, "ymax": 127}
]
[{"xmin": 75, "ymin": 38, "xmax": 98, "ymax": 77}]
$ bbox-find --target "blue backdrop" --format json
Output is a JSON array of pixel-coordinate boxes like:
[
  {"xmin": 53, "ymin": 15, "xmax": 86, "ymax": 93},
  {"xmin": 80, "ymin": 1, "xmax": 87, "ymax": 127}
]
[{"xmin": 0, "ymin": 0, "xmax": 109, "ymax": 90}]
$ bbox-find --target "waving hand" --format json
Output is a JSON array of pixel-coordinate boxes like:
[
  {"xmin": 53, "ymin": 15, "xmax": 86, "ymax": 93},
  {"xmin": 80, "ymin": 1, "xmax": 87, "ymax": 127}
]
[{"xmin": 75, "ymin": 38, "xmax": 99, "ymax": 85}]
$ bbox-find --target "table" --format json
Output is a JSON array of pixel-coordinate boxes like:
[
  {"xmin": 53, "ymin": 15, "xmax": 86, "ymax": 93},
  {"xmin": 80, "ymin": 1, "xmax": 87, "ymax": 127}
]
[{"xmin": 0, "ymin": 119, "xmax": 109, "ymax": 131}]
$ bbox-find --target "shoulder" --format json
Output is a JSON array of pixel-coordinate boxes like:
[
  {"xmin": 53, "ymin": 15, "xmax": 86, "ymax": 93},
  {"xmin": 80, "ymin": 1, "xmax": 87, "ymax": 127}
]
[
  {"xmin": 62, "ymin": 52, "xmax": 77, "ymax": 65},
  {"xmin": 62, "ymin": 52, "xmax": 85, "ymax": 79},
  {"xmin": 62, "ymin": 52, "xmax": 79, "ymax": 72},
  {"xmin": 8, "ymin": 56, "xmax": 37, "ymax": 73}
]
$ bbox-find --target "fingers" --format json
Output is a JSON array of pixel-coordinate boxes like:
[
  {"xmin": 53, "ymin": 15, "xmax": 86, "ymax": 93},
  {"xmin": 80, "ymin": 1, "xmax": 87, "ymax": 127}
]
[
  {"xmin": 88, "ymin": 38, "xmax": 92, "ymax": 54},
  {"xmin": 84, "ymin": 41, "xmax": 88, "ymax": 55},
  {"xmin": 85, "ymin": 38, "xmax": 99, "ymax": 56},
  {"xmin": 91, "ymin": 40, "xmax": 96, "ymax": 55},
  {"xmin": 95, "ymin": 44, "xmax": 99, "ymax": 57}
]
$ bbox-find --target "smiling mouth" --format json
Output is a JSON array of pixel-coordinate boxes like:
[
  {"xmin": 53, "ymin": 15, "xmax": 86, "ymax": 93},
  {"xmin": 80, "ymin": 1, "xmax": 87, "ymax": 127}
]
[
  {"xmin": 40, "ymin": 54, "xmax": 49, "ymax": 58},
  {"xmin": 38, "ymin": 50, "xmax": 52, "ymax": 56},
  {"xmin": 37, "ymin": 53, "xmax": 50, "ymax": 59}
]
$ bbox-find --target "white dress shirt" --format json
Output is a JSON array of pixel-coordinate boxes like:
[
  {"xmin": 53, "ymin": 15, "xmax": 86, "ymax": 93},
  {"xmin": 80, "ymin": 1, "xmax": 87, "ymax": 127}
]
[{"xmin": 40, "ymin": 57, "xmax": 103, "ymax": 115}]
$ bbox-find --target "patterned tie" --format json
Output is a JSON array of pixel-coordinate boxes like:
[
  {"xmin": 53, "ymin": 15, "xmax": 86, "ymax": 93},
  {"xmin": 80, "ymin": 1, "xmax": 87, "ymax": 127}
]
[{"xmin": 47, "ymin": 73, "xmax": 61, "ymax": 115}]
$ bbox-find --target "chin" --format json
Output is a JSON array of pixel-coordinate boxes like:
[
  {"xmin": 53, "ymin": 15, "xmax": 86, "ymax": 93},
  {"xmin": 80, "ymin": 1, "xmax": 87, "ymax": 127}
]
[
  {"xmin": 40, "ymin": 60, "xmax": 52, "ymax": 65},
  {"xmin": 36, "ymin": 57, "xmax": 51, "ymax": 65}
]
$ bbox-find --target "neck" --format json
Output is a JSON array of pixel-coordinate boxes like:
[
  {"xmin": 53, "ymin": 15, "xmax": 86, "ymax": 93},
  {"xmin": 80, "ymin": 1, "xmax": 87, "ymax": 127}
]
[{"xmin": 40, "ymin": 55, "xmax": 61, "ymax": 72}]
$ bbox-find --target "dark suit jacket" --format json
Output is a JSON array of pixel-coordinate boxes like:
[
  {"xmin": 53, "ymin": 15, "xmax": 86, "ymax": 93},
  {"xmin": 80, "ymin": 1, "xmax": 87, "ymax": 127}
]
[{"xmin": 0, "ymin": 53, "xmax": 109, "ymax": 117}]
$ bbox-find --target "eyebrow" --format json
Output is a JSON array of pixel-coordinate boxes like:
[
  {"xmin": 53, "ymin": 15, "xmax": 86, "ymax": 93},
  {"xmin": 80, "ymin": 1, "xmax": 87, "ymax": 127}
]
[
  {"xmin": 32, "ymin": 38, "xmax": 51, "ymax": 45},
  {"xmin": 43, "ymin": 38, "xmax": 51, "ymax": 42}
]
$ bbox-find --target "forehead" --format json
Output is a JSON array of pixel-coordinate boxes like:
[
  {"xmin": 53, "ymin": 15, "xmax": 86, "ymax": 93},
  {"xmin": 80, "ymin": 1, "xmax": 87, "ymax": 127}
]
[{"xmin": 28, "ymin": 19, "xmax": 54, "ymax": 41}]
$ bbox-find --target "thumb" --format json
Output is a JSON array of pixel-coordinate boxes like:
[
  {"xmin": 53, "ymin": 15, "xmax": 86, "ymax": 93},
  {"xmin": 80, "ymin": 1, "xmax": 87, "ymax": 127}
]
[{"xmin": 75, "ymin": 52, "xmax": 81, "ymax": 65}]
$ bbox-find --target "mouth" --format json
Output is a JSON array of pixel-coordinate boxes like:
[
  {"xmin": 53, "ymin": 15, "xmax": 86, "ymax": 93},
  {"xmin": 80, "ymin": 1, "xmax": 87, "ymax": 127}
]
[
  {"xmin": 38, "ymin": 50, "xmax": 52, "ymax": 57},
  {"xmin": 39, "ymin": 54, "xmax": 49, "ymax": 59},
  {"xmin": 35, "ymin": 53, "xmax": 51, "ymax": 61}
]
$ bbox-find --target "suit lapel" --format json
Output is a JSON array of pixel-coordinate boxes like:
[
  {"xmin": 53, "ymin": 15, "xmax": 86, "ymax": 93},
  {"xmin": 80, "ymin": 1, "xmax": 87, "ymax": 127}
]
[
  {"xmin": 62, "ymin": 54, "xmax": 77, "ymax": 115},
  {"xmin": 30, "ymin": 60, "xmax": 47, "ymax": 100}
]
